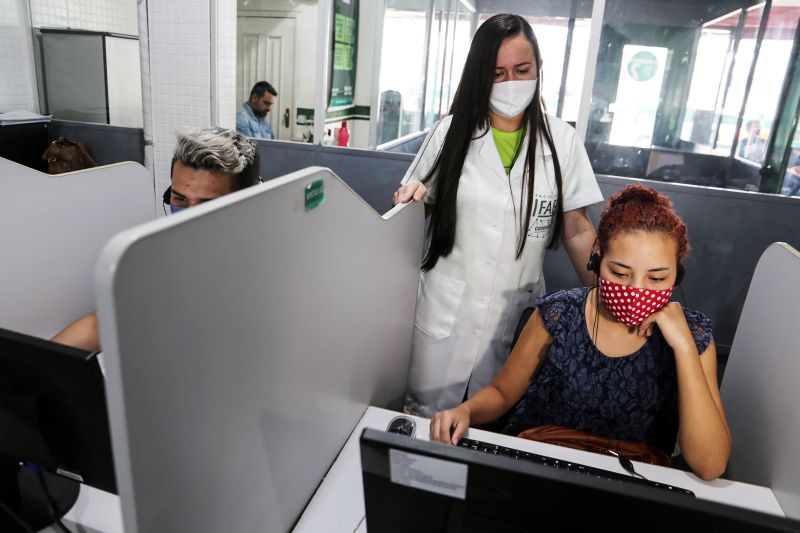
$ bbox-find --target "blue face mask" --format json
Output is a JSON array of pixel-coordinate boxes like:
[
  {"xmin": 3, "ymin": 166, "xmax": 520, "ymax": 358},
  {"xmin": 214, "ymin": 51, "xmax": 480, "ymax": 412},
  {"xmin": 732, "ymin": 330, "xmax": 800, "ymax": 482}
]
[{"xmin": 169, "ymin": 205, "xmax": 186, "ymax": 215}]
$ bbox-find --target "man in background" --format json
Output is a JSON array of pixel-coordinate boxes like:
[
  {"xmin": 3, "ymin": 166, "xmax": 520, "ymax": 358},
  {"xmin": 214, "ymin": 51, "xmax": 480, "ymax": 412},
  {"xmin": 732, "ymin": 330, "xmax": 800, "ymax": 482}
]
[
  {"xmin": 782, "ymin": 147, "xmax": 800, "ymax": 197},
  {"xmin": 236, "ymin": 81, "xmax": 278, "ymax": 140},
  {"xmin": 738, "ymin": 119, "xmax": 767, "ymax": 163}
]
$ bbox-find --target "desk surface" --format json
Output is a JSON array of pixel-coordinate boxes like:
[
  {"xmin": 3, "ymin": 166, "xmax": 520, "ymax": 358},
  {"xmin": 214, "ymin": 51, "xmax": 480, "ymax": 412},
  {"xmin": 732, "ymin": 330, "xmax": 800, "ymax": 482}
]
[
  {"xmin": 46, "ymin": 406, "xmax": 784, "ymax": 533},
  {"xmin": 294, "ymin": 406, "xmax": 785, "ymax": 532},
  {"xmin": 39, "ymin": 485, "xmax": 122, "ymax": 533}
]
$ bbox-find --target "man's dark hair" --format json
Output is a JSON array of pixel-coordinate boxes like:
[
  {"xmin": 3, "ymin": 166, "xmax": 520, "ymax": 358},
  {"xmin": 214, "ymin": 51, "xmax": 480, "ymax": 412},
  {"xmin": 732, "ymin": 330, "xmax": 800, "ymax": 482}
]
[
  {"xmin": 250, "ymin": 81, "xmax": 277, "ymax": 98},
  {"xmin": 170, "ymin": 127, "xmax": 261, "ymax": 191}
]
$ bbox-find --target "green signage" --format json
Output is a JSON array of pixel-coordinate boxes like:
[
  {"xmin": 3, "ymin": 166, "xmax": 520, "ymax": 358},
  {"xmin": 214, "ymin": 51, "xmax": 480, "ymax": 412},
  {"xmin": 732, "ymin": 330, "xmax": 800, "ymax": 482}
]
[
  {"xmin": 305, "ymin": 180, "xmax": 325, "ymax": 211},
  {"xmin": 330, "ymin": 0, "xmax": 358, "ymax": 108},
  {"xmin": 627, "ymin": 51, "xmax": 659, "ymax": 82}
]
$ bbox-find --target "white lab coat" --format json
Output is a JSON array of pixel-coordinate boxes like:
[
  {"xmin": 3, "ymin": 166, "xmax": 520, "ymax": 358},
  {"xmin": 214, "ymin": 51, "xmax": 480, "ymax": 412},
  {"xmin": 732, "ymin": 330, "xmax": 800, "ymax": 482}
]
[{"xmin": 402, "ymin": 114, "xmax": 603, "ymax": 417}]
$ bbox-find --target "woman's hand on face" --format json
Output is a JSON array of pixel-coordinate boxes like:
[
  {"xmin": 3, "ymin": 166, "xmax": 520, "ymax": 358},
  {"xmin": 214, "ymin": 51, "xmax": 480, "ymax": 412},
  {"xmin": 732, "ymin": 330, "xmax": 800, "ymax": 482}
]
[
  {"xmin": 636, "ymin": 302, "xmax": 696, "ymax": 354},
  {"xmin": 429, "ymin": 405, "xmax": 470, "ymax": 445},
  {"xmin": 392, "ymin": 180, "xmax": 428, "ymax": 205}
]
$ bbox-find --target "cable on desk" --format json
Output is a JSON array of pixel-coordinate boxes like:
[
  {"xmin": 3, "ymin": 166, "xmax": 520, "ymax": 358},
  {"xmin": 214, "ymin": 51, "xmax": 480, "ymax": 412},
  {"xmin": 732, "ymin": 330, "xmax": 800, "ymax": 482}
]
[
  {"xmin": 608, "ymin": 450, "xmax": 650, "ymax": 482},
  {"xmin": 33, "ymin": 468, "xmax": 73, "ymax": 533}
]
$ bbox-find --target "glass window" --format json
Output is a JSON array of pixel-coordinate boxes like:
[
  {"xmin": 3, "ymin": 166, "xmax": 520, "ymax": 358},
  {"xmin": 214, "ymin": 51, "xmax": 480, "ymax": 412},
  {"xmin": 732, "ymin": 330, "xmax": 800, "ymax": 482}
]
[
  {"xmin": 443, "ymin": 12, "xmax": 473, "ymax": 119},
  {"xmin": 680, "ymin": 27, "xmax": 731, "ymax": 147},
  {"xmin": 378, "ymin": 7, "xmax": 429, "ymax": 142},
  {"xmin": 423, "ymin": 0, "xmax": 453, "ymax": 129},
  {"xmin": 716, "ymin": 6, "xmax": 764, "ymax": 155},
  {"xmin": 377, "ymin": 2, "xmax": 593, "ymax": 147},
  {"xmin": 528, "ymin": 16, "xmax": 569, "ymax": 114},
  {"xmin": 562, "ymin": 19, "xmax": 591, "ymax": 123},
  {"xmin": 608, "ymin": 44, "xmax": 669, "ymax": 148},
  {"xmin": 736, "ymin": 4, "xmax": 800, "ymax": 165},
  {"xmin": 585, "ymin": 0, "xmax": 800, "ymax": 194},
  {"xmin": 781, "ymin": 125, "xmax": 800, "ymax": 197}
]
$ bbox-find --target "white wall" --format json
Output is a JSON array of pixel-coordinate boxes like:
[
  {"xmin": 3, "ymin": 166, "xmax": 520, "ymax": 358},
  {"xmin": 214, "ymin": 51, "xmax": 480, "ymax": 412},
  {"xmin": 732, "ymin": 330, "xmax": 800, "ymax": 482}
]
[
  {"xmin": 349, "ymin": 0, "xmax": 378, "ymax": 147},
  {"xmin": 144, "ymin": 0, "xmax": 212, "ymax": 209},
  {"xmin": 215, "ymin": 0, "xmax": 238, "ymax": 129},
  {"xmin": 294, "ymin": 4, "xmax": 320, "ymax": 119},
  {"xmin": 0, "ymin": 0, "xmax": 38, "ymax": 113},
  {"xmin": 30, "ymin": 0, "xmax": 138, "ymax": 35},
  {"xmin": 140, "ymin": 0, "xmax": 238, "ymax": 213}
]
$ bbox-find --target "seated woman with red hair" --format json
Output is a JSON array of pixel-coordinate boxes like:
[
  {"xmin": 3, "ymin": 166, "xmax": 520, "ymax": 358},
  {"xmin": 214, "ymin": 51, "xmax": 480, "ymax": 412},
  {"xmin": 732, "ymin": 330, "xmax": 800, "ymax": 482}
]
[{"xmin": 429, "ymin": 184, "xmax": 732, "ymax": 480}]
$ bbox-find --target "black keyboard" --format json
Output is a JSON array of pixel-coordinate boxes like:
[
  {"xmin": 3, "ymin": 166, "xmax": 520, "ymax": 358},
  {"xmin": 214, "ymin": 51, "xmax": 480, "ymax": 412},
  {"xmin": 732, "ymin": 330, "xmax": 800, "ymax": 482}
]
[{"xmin": 457, "ymin": 437, "xmax": 695, "ymax": 497}]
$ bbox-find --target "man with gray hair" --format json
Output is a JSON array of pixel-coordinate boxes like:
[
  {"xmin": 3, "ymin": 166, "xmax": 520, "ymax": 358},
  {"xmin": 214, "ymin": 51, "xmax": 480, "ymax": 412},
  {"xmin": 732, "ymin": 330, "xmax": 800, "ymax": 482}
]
[
  {"xmin": 52, "ymin": 127, "xmax": 261, "ymax": 351},
  {"xmin": 163, "ymin": 126, "xmax": 261, "ymax": 213}
]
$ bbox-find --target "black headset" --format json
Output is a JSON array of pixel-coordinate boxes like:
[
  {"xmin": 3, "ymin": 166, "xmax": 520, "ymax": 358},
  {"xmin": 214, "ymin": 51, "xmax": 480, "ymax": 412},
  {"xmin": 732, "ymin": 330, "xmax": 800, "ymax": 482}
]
[{"xmin": 586, "ymin": 252, "xmax": 685, "ymax": 286}]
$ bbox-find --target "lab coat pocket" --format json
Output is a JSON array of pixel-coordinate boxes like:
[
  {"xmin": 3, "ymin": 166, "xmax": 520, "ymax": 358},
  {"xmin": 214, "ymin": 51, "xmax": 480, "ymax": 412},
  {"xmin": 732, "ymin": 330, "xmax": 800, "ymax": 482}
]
[
  {"xmin": 414, "ymin": 270, "xmax": 466, "ymax": 340},
  {"xmin": 502, "ymin": 288, "xmax": 539, "ymax": 346}
]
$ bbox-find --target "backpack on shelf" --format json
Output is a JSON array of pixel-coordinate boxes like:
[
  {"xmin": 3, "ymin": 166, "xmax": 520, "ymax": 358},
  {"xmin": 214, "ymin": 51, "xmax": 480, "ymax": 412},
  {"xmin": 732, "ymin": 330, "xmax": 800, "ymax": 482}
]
[{"xmin": 41, "ymin": 137, "xmax": 98, "ymax": 174}]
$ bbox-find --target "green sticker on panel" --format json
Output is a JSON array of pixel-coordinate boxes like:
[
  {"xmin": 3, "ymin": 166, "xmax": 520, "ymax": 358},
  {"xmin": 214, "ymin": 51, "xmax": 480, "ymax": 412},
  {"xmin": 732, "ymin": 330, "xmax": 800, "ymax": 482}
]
[{"xmin": 305, "ymin": 180, "xmax": 325, "ymax": 211}]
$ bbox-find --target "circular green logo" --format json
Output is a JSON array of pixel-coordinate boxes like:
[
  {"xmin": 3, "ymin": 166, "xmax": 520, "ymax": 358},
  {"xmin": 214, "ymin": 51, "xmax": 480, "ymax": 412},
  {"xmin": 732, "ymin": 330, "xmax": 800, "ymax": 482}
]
[{"xmin": 627, "ymin": 51, "xmax": 659, "ymax": 82}]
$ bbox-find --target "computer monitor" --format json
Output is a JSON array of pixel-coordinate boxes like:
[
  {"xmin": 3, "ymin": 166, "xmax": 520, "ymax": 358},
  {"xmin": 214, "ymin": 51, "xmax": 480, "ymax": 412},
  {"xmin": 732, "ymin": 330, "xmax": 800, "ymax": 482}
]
[
  {"xmin": 0, "ymin": 327, "xmax": 115, "ymax": 532},
  {"xmin": 360, "ymin": 429, "xmax": 800, "ymax": 532}
]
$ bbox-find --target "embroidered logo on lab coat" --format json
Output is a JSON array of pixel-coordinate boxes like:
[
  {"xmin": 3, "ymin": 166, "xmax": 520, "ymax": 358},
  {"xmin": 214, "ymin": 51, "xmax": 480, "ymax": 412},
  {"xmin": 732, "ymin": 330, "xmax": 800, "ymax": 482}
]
[{"xmin": 528, "ymin": 194, "xmax": 558, "ymax": 239}]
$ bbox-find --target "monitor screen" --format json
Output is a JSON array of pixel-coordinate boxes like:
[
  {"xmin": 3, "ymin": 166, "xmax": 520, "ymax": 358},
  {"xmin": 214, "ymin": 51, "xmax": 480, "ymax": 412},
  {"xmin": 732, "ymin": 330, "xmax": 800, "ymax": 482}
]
[
  {"xmin": 0, "ymin": 326, "xmax": 115, "ymax": 531},
  {"xmin": 360, "ymin": 428, "xmax": 799, "ymax": 532}
]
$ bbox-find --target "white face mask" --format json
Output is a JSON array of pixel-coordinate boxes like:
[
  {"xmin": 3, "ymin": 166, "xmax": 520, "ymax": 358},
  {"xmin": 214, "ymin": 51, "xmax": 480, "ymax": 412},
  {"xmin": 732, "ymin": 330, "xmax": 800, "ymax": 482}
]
[{"xmin": 489, "ymin": 79, "xmax": 537, "ymax": 119}]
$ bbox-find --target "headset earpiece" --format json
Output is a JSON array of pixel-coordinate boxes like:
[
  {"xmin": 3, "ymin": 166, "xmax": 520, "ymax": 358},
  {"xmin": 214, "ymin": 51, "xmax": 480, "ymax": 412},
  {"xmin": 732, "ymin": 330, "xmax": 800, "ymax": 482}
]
[
  {"xmin": 162, "ymin": 186, "xmax": 172, "ymax": 205},
  {"xmin": 675, "ymin": 264, "xmax": 685, "ymax": 286},
  {"xmin": 586, "ymin": 252, "xmax": 601, "ymax": 276}
]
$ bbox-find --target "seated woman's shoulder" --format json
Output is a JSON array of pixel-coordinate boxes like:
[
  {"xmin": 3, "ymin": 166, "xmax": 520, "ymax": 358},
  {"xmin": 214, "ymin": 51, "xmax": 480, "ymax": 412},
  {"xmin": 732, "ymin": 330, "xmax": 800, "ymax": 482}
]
[
  {"xmin": 682, "ymin": 307, "xmax": 714, "ymax": 354},
  {"xmin": 534, "ymin": 287, "xmax": 588, "ymax": 327},
  {"xmin": 682, "ymin": 307, "xmax": 712, "ymax": 329},
  {"xmin": 537, "ymin": 287, "xmax": 587, "ymax": 306}
]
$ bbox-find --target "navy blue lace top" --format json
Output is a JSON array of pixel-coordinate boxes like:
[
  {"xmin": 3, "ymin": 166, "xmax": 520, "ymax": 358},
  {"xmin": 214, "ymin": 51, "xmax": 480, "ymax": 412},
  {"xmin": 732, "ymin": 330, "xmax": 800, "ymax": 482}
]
[{"xmin": 508, "ymin": 287, "xmax": 713, "ymax": 453}]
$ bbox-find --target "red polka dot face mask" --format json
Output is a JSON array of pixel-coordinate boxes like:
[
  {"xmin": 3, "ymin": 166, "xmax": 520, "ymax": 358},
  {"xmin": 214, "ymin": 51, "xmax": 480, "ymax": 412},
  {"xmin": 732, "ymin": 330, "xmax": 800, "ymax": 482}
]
[{"xmin": 598, "ymin": 277, "xmax": 673, "ymax": 328}]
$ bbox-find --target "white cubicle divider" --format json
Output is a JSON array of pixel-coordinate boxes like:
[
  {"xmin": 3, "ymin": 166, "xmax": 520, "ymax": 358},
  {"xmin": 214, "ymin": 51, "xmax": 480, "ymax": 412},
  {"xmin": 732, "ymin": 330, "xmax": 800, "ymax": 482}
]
[
  {"xmin": 722, "ymin": 242, "xmax": 800, "ymax": 519},
  {"xmin": 0, "ymin": 157, "xmax": 154, "ymax": 338},
  {"xmin": 95, "ymin": 167, "xmax": 424, "ymax": 533}
]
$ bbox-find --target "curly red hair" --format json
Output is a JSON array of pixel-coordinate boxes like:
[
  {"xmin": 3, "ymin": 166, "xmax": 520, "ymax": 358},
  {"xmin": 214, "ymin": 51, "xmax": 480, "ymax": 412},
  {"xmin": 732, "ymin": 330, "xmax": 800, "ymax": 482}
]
[{"xmin": 597, "ymin": 185, "xmax": 690, "ymax": 262}]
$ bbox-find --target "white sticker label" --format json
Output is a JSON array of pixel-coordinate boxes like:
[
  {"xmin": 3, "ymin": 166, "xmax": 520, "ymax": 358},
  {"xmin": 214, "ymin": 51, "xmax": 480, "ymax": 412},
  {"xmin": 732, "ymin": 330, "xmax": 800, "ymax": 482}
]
[{"xmin": 389, "ymin": 449, "xmax": 467, "ymax": 500}]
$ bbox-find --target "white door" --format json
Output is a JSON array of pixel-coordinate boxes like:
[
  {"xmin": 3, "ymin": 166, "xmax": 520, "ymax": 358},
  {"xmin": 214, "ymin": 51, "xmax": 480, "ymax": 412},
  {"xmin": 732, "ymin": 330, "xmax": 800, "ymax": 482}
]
[{"xmin": 237, "ymin": 16, "xmax": 295, "ymax": 140}]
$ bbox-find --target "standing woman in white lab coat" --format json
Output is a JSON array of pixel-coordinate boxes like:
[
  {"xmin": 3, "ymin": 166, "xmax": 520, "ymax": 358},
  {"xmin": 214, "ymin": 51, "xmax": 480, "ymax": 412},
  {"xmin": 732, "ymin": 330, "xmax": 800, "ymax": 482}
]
[{"xmin": 393, "ymin": 14, "xmax": 603, "ymax": 417}]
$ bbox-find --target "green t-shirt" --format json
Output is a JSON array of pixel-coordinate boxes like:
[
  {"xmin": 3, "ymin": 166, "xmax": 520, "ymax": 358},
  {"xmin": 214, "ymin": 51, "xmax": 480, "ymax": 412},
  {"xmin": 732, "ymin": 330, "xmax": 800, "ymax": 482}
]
[{"xmin": 492, "ymin": 127, "xmax": 524, "ymax": 175}]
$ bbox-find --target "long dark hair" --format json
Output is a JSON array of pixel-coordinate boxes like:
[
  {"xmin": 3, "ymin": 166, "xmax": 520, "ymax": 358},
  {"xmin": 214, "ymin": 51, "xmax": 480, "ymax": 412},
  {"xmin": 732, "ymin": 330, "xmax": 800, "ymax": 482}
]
[{"xmin": 421, "ymin": 14, "xmax": 564, "ymax": 272}]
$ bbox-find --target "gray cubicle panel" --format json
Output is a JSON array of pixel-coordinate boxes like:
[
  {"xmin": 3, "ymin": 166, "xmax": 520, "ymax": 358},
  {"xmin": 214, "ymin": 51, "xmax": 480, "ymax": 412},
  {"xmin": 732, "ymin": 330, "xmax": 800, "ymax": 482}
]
[
  {"xmin": 251, "ymin": 140, "xmax": 800, "ymax": 358},
  {"xmin": 721, "ymin": 243, "xmax": 800, "ymax": 519},
  {"xmin": 253, "ymin": 139, "xmax": 414, "ymax": 215},
  {"xmin": 49, "ymin": 120, "xmax": 145, "ymax": 166},
  {"xmin": 0, "ymin": 157, "xmax": 154, "ymax": 338},
  {"xmin": 95, "ymin": 167, "xmax": 424, "ymax": 532}
]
